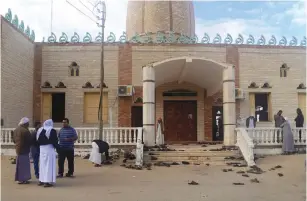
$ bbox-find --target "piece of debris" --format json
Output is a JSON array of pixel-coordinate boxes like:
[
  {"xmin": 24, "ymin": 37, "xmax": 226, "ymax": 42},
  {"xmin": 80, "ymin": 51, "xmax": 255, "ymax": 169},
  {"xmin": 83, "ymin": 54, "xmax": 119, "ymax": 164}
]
[
  {"xmin": 222, "ymin": 169, "xmax": 228, "ymax": 172},
  {"xmin": 82, "ymin": 154, "xmax": 90, "ymax": 159},
  {"xmin": 250, "ymin": 178, "xmax": 260, "ymax": 183},
  {"xmin": 227, "ymin": 168, "xmax": 233, "ymax": 172},
  {"xmin": 148, "ymin": 153, "xmax": 156, "ymax": 155},
  {"xmin": 11, "ymin": 159, "xmax": 16, "ymax": 164},
  {"xmin": 135, "ymin": 165, "xmax": 143, "ymax": 170},
  {"xmin": 242, "ymin": 174, "xmax": 249, "ymax": 177},
  {"xmin": 171, "ymin": 162, "xmax": 180, "ymax": 165},
  {"xmin": 201, "ymin": 144, "xmax": 207, "ymax": 147},
  {"xmin": 236, "ymin": 171, "xmax": 245, "ymax": 174},
  {"xmin": 123, "ymin": 159, "xmax": 127, "ymax": 163},
  {"xmin": 102, "ymin": 160, "xmax": 112, "ymax": 165},
  {"xmin": 278, "ymin": 173, "xmax": 284, "ymax": 177},
  {"xmin": 182, "ymin": 161, "xmax": 190, "ymax": 165},
  {"xmin": 247, "ymin": 166, "xmax": 264, "ymax": 174},
  {"xmin": 154, "ymin": 161, "xmax": 170, "ymax": 167},
  {"xmin": 233, "ymin": 182, "xmax": 244, "ymax": 185},
  {"xmin": 194, "ymin": 163, "xmax": 200, "ymax": 165},
  {"xmin": 205, "ymin": 163, "xmax": 210, "ymax": 166},
  {"xmin": 188, "ymin": 181, "xmax": 199, "ymax": 185},
  {"xmin": 151, "ymin": 156, "xmax": 158, "ymax": 160},
  {"xmin": 275, "ymin": 165, "xmax": 282, "ymax": 169},
  {"xmin": 120, "ymin": 164, "xmax": 126, "ymax": 167},
  {"xmin": 269, "ymin": 168, "xmax": 275, "ymax": 171},
  {"xmin": 224, "ymin": 156, "xmax": 236, "ymax": 160},
  {"xmin": 179, "ymin": 150, "xmax": 185, "ymax": 152},
  {"xmin": 146, "ymin": 166, "xmax": 152, "ymax": 170}
]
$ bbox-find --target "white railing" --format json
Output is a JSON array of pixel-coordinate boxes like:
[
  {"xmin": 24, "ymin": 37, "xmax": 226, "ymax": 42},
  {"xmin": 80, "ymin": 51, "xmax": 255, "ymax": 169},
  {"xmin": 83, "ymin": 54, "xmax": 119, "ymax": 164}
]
[
  {"xmin": 246, "ymin": 127, "xmax": 306, "ymax": 146},
  {"xmin": 1, "ymin": 127, "xmax": 143, "ymax": 146},
  {"xmin": 235, "ymin": 128, "xmax": 256, "ymax": 167}
]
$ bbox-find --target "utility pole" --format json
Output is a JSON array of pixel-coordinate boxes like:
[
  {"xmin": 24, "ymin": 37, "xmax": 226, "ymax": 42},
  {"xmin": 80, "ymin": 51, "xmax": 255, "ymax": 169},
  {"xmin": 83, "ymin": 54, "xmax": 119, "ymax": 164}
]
[
  {"xmin": 66, "ymin": 0, "xmax": 106, "ymax": 141},
  {"xmin": 95, "ymin": 1, "xmax": 106, "ymax": 141}
]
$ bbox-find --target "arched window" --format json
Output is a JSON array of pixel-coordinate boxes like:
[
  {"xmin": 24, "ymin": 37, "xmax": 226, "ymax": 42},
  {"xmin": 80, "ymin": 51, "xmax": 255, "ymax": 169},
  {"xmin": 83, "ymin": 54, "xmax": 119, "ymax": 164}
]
[
  {"xmin": 70, "ymin": 68, "xmax": 74, "ymax": 76},
  {"xmin": 280, "ymin": 63, "xmax": 289, "ymax": 77},
  {"xmin": 69, "ymin": 61, "xmax": 80, "ymax": 77}
]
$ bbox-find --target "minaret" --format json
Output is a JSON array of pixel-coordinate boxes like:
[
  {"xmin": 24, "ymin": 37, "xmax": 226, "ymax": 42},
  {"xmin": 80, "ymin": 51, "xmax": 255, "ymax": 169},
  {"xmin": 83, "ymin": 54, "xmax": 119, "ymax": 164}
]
[{"xmin": 126, "ymin": 1, "xmax": 195, "ymax": 40}]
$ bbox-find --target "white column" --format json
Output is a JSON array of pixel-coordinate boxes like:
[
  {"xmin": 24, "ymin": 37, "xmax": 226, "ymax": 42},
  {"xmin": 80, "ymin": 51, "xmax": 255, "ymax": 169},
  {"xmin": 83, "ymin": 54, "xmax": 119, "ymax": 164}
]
[
  {"xmin": 223, "ymin": 65, "xmax": 236, "ymax": 146},
  {"xmin": 142, "ymin": 65, "xmax": 156, "ymax": 146}
]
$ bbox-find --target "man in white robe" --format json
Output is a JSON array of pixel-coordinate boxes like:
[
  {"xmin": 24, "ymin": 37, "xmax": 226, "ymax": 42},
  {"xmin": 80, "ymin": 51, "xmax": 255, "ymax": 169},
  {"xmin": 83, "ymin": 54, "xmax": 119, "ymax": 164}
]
[{"xmin": 36, "ymin": 119, "xmax": 59, "ymax": 187}]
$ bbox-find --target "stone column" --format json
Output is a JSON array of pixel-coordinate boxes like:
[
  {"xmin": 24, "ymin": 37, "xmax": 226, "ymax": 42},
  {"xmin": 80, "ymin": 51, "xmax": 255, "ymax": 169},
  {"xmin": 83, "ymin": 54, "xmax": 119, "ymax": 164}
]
[
  {"xmin": 223, "ymin": 65, "xmax": 236, "ymax": 146},
  {"xmin": 142, "ymin": 65, "xmax": 156, "ymax": 146}
]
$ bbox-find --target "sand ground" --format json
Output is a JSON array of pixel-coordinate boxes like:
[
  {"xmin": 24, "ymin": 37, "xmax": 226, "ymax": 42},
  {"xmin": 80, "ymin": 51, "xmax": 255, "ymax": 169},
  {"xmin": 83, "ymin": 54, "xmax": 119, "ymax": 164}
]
[{"xmin": 1, "ymin": 154, "xmax": 306, "ymax": 201}]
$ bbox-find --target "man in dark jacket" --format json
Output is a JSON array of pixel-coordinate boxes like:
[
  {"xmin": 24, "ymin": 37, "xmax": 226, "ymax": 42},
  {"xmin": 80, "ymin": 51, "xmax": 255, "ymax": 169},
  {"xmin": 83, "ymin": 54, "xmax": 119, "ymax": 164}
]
[{"xmin": 31, "ymin": 122, "xmax": 41, "ymax": 179}]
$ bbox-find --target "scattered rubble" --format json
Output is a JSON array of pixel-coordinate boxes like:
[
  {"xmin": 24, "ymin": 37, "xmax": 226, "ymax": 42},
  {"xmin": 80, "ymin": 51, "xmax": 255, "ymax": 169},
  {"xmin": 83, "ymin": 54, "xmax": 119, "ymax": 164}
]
[
  {"xmin": 171, "ymin": 162, "xmax": 180, "ymax": 165},
  {"xmin": 233, "ymin": 182, "xmax": 244, "ymax": 185},
  {"xmin": 205, "ymin": 163, "xmax": 210, "ymax": 166},
  {"xmin": 278, "ymin": 173, "xmax": 284, "ymax": 177},
  {"xmin": 188, "ymin": 181, "xmax": 199, "ymax": 185},
  {"xmin": 242, "ymin": 174, "xmax": 249, "ymax": 177},
  {"xmin": 182, "ymin": 161, "xmax": 190, "ymax": 165},
  {"xmin": 150, "ymin": 156, "xmax": 158, "ymax": 161},
  {"xmin": 82, "ymin": 154, "xmax": 90, "ymax": 159},
  {"xmin": 236, "ymin": 171, "xmax": 245, "ymax": 174},
  {"xmin": 247, "ymin": 165, "xmax": 264, "ymax": 174},
  {"xmin": 154, "ymin": 161, "xmax": 171, "ymax": 167},
  {"xmin": 193, "ymin": 163, "xmax": 200, "ymax": 165},
  {"xmin": 250, "ymin": 178, "xmax": 260, "ymax": 183}
]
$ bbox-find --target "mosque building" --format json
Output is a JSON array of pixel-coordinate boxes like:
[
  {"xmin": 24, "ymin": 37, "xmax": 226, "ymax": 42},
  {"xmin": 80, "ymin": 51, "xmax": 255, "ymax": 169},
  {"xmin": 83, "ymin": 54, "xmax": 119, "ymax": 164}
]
[{"xmin": 1, "ymin": 1, "xmax": 306, "ymax": 146}]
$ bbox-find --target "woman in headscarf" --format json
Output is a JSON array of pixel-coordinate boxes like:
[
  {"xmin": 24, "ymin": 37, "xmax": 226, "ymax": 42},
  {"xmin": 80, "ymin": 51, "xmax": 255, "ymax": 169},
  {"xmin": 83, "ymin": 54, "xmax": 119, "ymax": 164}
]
[
  {"xmin": 36, "ymin": 119, "xmax": 59, "ymax": 187},
  {"xmin": 13, "ymin": 117, "xmax": 32, "ymax": 184},
  {"xmin": 280, "ymin": 117, "xmax": 295, "ymax": 155},
  {"xmin": 294, "ymin": 108, "xmax": 304, "ymax": 141}
]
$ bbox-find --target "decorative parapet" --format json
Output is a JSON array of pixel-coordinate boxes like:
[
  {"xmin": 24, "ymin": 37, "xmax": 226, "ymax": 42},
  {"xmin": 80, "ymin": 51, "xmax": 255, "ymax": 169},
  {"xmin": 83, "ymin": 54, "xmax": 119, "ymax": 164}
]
[
  {"xmin": 4, "ymin": 8, "xmax": 35, "ymax": 41},
  {"xmin": 44, "ymin": 30, "xmax": 306, "ymax": 47}
]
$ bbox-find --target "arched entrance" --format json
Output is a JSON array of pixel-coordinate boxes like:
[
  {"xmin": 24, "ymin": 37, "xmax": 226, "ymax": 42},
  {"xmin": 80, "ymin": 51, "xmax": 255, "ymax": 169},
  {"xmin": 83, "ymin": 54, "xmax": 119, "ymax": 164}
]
[{"xmin": 142, "ymin": 57, "xmax": 236, "ymax": 146}]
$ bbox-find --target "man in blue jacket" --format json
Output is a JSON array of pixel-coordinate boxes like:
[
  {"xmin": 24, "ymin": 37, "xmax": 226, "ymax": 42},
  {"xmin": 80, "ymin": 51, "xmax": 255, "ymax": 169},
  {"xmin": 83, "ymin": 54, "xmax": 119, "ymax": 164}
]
[{"xmin": 57, "ymin": 118, "xmax": 78, "ymax": 178}]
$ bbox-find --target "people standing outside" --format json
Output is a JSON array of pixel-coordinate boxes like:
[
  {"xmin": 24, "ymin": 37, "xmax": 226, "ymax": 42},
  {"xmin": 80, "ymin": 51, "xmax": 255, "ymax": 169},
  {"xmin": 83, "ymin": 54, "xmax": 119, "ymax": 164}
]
[
  {"xmin": 13, "ymin": 117, "xmax": 32, "ymax": 184},
  {"xmin": 274, "ymin": 110, "xmax": 285, "ymax": 142},
  {"xmin": 280, "ymin": 117, "xmax": 295, "ymax": 154},
  {"xmin": 30, "ymin": 122, "xmax": 41, "ymax": 179},
  {"xmin": 294, "ymin": 108, "xmax": 304, "ymax": 141},
  {"xmin": 57, "ymin": 118, "xmax": 78, "ymax": 178},
  {"xmin": 36, "ymin": 119, "xmax": 59, "ymax": 187},
  {"xmin": 89, "ymin": 140, "xmax": 110, "ymax": 167}
]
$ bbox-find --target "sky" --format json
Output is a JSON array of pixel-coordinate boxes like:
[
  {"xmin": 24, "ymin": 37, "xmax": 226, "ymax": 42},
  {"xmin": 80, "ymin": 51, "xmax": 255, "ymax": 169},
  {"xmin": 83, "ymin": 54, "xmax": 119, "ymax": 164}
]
[{"xmin": 0, "ymin": 0, "xmax": 306, "ymax": 43}]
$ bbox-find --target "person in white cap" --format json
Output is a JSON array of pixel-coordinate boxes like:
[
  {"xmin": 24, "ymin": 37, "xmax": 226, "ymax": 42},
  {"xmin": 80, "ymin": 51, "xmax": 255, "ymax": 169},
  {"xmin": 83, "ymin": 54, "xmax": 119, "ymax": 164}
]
[{"xmin": 13, "ymin": 117, "xmax": 32, "ymax": 184}]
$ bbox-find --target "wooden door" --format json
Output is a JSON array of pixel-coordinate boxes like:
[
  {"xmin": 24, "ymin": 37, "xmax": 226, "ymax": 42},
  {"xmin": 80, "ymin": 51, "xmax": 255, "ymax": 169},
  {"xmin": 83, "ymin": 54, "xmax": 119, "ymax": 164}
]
[
  {"xmin": 84, "ymin": 92, "xmax": 108, "ymax": 123},
  {"xmin": 164, "ymin": 101, "xmax": 197, "ymax": 142},
  {"xmin": 212, "ymin": 106, "xmax": 223, "ymax": 141},
  {"xmin": 131, "ymin": 106, "xmax": 143, "ymax": 127},
  {"xmin": 42, "ymin": 93, "xmax": 52, "ymax": 122},
  {"xmin": 298, "ymin": 93, "xmax": 306, "ymax": 123}
]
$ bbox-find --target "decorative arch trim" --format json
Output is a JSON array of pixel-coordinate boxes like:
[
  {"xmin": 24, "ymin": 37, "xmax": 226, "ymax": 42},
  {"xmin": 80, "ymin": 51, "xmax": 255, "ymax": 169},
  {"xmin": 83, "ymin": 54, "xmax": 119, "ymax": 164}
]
[
  {"xmin": 55, "ymin": 81, "xmax": 66, "ymax": 88},
  {"xmin": 41, "ymin": 81, "xmax": 52, "ymax": 88},
  {"xmin": 82, "ymin": 82, "xmax": 94, "ymax": 88},
  {"xmin": 261, "ymin": 82, "xmax": 272, "ymax": 88},
  {"xmin": 248, "ymin": 82, "xmax": 259, "ymax": 88},
  {"xmin": 297, "ymin": 83, "xmax": 306, "ymax": 89},
  {"xmin": 97, "ymin": 82, "xmax": 108, "ymax": 88}
]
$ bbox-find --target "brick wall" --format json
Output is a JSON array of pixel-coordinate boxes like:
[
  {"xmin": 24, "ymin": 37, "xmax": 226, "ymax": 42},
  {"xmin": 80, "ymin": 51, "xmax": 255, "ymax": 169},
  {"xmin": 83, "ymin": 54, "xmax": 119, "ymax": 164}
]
[
  {"xmin": 1, "ymin": 17, "xmax": 35, "ymax": 127},
  {"xmin": 238, "ymin": 47, "xmax": 306, "ymax": 125},
  {"xmin": 40, "ymin": 44, "xmax": 119, "ymax": 127},
  {"xmin": 118, "ymin": 44, "xmax": 132, "ymax": 127}
]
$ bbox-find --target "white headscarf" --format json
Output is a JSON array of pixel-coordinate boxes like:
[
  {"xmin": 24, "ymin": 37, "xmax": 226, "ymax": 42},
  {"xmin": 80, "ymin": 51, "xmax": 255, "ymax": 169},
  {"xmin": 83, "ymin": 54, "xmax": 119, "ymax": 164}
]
[
  {"xmin": 18, "ymin": 117, "xmax": 29, "ymax": 126},
  {"xmin": 37, "ymin": 119, "xmax": 54, "ymax": 140}
]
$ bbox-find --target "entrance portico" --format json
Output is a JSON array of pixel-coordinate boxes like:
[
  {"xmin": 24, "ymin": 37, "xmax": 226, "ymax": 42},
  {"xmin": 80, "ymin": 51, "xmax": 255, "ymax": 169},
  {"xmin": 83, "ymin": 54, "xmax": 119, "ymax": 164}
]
[{"xmin": 142, "ymin": 57, "xmax": 236, "ymax": 146}]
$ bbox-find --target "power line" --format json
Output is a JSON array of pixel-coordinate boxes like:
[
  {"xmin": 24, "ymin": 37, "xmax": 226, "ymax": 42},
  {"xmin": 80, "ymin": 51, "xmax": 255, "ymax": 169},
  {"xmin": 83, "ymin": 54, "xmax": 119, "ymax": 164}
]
[
  {"xmin": 66, "ymin": 0, "xmax": 98, "ymax": 24},
  {"xmin": 79, "ymin": 0, "xmax": 96, "ymax": 16}
]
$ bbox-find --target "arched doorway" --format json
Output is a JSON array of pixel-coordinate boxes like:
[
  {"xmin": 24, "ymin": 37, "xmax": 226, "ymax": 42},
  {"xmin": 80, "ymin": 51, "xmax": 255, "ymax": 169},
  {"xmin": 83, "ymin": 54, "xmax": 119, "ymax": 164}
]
[{"xmin": 142, "ymin": 57, "xmax": 236, "ymax": 146}]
